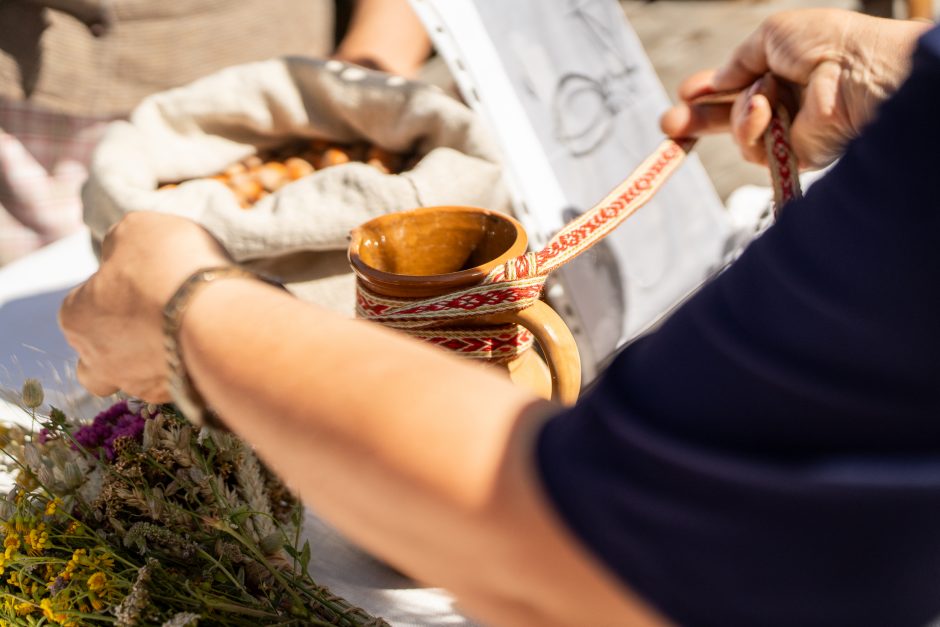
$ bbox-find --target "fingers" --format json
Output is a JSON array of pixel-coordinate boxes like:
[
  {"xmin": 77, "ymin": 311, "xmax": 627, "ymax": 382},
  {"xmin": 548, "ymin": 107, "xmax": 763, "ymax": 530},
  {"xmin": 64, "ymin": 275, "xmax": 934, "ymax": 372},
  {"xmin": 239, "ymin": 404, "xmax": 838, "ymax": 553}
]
[
  {"xmin": 76, "ymin": 359, "xmax": 120, "ymax": 398},
  {"xmin": 124, "ymin": 378, "xmax": 172, "ymax": 404},
  {"xmin": 58, "ymin": 280, "xmax": 92, "ymax": 343},
  {"xmin": 61, "ymin": 284, "xmax": 120, "ymax": 398},
  {"xmin": 99, "ymin": 221, "xmax": 119, "ymax": 261},
  {"xmin": 676, "ymin": 69, "xmax": 723, "ymax": 102},
  {"xmin": 660, "ymin": 102, "xmax": 732, "ymax": 138},
  {"xmin": 730, "ymin": 86, "xmax": 775, "ymax": 166},
  {"xmin": 662, "ymin": 77, "xmax": 773, "ymax": 153},
  {"xmin": 711, "ymin": 21, "xmax": 772, "ymax": 91},
  {"xmin": 60, "ymin": 216, "xmax": 182, "ymax": 404},
  {"xmin": 75, "ymin": 359, "xmax": 170, "ymax": 403},
  {"xmin": 788, "ymin": 59, "xmax": 846, "ymax": 169}
]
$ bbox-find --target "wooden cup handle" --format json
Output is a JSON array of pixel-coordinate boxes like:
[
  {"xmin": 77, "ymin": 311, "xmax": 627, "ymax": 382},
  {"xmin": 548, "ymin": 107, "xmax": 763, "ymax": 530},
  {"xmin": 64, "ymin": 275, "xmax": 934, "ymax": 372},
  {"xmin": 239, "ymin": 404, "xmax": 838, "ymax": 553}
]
[{"xmin": 494, "ymin": 300, "xmax": 582, "ymax": 405}]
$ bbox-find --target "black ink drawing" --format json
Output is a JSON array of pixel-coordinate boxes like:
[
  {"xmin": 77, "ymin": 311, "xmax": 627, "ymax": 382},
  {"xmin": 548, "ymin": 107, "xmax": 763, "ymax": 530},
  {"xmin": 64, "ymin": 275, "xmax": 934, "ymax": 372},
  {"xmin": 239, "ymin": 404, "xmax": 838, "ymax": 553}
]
[{"xmin": 552, "ymin": 0, "xmax": 639, "ymax": 157}]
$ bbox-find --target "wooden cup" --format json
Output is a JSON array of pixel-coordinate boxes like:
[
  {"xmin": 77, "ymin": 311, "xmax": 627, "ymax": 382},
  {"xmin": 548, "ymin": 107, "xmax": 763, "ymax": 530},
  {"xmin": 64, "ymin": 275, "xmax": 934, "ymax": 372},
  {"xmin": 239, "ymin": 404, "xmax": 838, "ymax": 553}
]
[{"xmin": 348, "ymin": 206, "xmax": 581, "ymax": 404}]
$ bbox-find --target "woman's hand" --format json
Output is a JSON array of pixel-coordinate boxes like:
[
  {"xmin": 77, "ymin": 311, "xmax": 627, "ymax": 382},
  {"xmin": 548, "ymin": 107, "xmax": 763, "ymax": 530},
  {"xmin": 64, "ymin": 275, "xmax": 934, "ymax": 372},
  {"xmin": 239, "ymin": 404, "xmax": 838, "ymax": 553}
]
[
  {"xmin": 661, "ymin": 9, "xmax": 931, "ymax": 168},
  {"xmin": 59, "ymin": 212, "xmax": 232, "ymax": 400}
]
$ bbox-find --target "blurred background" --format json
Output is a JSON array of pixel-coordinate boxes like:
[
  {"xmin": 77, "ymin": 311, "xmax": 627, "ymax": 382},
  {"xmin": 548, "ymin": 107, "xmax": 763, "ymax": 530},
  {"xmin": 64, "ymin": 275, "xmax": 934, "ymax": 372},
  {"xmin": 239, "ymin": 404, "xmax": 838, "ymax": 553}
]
[{"xmin": 1, "ymin": 0, "xmax": 935, "ymax": 268}]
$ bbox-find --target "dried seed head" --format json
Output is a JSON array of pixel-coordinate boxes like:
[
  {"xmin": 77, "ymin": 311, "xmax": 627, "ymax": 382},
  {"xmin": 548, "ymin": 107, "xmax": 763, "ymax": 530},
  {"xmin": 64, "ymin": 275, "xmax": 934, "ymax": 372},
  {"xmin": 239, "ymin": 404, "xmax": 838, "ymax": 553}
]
[
  {"xmin": 49, "ymin": 445, "xmax": 71, "ymax": 469},
  {"xmin": 21, "ymin": 379, "xmax": 43, "ymax": 409},
  {"xmin": 161, "ymin": 611, "xmax": 200, "ymax": 627},
  {"xmin": 63, "ymin": 462, "xmax": 85, "ymax": 490},
  {"xmin": 23, "ymin": 443, "xmax": 42, "ymax": 470},
  {"xmin": 37, "ymin": 465, "xmax": 55, "ymax": 488},
  {"xmin": 259, "ymin": 531, "xmax": 284, "ymax": 555}
]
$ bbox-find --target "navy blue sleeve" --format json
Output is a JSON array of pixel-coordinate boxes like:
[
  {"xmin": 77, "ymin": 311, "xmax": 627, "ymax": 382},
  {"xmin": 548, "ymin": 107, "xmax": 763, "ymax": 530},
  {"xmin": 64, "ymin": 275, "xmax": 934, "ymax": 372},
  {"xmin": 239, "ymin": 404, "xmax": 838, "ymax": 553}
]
[{"xmin": 537, "ymin": 27, "xmax": 940, "ymax": 627}]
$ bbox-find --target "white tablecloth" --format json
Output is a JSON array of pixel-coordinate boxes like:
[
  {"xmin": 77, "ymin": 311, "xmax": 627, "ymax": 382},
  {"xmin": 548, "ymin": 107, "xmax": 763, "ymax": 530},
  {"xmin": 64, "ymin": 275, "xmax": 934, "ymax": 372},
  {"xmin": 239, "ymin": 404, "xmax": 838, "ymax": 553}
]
[
  {"xmin": 0, "ymin": 229, "xmax": 476, "ymax": 626},
  {"xmin": 0, "ymin": 229, "xmax": 104, "ymax": 422}
]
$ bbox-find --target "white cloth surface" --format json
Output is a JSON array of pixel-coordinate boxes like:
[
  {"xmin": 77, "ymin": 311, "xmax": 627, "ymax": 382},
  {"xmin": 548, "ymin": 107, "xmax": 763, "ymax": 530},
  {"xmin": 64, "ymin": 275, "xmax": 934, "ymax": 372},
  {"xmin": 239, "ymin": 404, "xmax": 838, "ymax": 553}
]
[
  {"xmin": 302, "ymin": 512, "xmax": 479, "ymax": 626},
  {"xmin": 0, "ymin": 232, "xmax": 475, "ymax": 625},
  {"xmin": 0, "ymin": 229, "xmax": 103, "ymax": 421}
]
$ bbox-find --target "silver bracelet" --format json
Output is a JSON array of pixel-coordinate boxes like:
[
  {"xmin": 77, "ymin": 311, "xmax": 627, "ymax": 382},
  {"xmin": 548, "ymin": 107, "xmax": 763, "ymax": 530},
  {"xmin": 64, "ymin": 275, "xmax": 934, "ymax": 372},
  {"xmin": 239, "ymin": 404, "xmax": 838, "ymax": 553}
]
[{"xmin": 163, "ymin": 265, "xmax": 286, "ymax": 430}]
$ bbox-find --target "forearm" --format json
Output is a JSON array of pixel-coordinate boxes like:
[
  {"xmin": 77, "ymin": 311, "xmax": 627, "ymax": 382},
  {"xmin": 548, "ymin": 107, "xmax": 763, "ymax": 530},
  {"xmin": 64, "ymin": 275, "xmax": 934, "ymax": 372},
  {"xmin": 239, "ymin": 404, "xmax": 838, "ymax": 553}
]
[
  {"xmin": 180, "ymin": 277, "xmax": 537, "ymax": 507},
  {"xmin": 178, "ymin": 278, "xmax": 664, "ymax": 626},
  {"xmin": 333, "ymin": 0, "xmax": 431, "ymax": 77}
]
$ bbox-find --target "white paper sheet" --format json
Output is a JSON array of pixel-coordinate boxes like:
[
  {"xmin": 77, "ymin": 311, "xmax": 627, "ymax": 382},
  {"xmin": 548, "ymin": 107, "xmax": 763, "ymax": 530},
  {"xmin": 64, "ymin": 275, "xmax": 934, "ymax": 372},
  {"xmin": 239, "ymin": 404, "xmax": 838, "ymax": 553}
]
[{"xmin": 411, "ymin": 0, "xmax": 735, "ymax": 377}]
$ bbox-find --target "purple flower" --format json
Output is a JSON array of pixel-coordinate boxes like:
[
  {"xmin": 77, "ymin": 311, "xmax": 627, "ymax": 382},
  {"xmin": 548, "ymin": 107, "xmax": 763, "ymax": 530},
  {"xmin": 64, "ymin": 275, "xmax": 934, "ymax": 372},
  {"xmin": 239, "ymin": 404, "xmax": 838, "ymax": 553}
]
[
  {"xmin": 72, "ymin": 401, "xmax": 149, "ymax": 460},
  {"xmin": 48, "ymin": 576, "xmax": 66, "ymax": 595}
]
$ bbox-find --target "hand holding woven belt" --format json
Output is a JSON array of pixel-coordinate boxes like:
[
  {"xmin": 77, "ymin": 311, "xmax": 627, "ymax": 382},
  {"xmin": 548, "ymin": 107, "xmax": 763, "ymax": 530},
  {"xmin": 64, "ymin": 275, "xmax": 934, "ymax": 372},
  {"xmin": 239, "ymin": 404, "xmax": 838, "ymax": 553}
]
[{"xmin": 355, "ymin": 76, "xmax": 801, "ymax": 376}]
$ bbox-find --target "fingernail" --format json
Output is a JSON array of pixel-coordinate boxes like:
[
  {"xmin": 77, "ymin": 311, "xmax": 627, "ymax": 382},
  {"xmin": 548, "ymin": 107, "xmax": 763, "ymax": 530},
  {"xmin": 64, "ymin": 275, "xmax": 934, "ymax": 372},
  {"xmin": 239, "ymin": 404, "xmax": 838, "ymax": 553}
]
[
  {"xmin": 687, "ymin": 84, "xmax": 716, "ymax": 99},
  {"xmin": 660, "ymin": 105, "xmax": 691, "ymax": 136},
  {"xmin": 745, "ymin": 80, "xmax": 761, "ymax": 100}
]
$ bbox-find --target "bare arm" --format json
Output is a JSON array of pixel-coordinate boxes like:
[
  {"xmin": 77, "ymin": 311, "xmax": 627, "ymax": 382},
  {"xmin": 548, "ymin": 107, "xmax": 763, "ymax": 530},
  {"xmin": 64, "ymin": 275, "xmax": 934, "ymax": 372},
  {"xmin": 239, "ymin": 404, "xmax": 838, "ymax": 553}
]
[
  {"xmin": 333, "ymin": 0, "xmax": 432, "ymax": 78},
  {"xmin": 59, "ymin": 213, "xmax": 666, "ymax": 627}
]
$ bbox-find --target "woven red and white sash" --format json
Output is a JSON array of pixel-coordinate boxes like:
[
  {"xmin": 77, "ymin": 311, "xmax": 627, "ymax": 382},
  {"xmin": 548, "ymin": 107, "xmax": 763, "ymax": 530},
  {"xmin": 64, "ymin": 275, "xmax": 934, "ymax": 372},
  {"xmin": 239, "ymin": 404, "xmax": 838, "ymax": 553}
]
[{"xmin": 357, "ymin": 99, "xmax": 800, "ymax": 362}]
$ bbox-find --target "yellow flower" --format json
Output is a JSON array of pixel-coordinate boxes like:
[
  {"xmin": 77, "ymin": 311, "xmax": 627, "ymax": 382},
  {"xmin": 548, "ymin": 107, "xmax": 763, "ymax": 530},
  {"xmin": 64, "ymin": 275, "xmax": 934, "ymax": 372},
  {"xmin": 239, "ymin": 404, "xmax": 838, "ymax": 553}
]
[
  {"xmin": 40, "ymin": 598, "xmax": 67, "ymax": 624},
  {"xmin": 44, "ymin": 499, "xmax": 61, "ymax": 517},
  {"xmin": 65, "ymin": 548, "xmax": 86, "ymax": 573},
  {"xmin": 25, "ymin": 524, "xmax": 50, "ymax": 553},
  {"xmin": 91, "ymin": 553, "xmax": 114, "ymax": 571},
  {"xmin": 14, "ymin": 601, "xmax": 33, "ymax": 616},
  {"xmin": 40, "ymin": 598, "xmax": 56, "ymax": 620},
  {"xmin": 65, "ymin": 521, "xmax": 81, "ymax": 535},
  {"xmin": 86, "ymin": 572, "xmax": 107, "ymax": 592}
]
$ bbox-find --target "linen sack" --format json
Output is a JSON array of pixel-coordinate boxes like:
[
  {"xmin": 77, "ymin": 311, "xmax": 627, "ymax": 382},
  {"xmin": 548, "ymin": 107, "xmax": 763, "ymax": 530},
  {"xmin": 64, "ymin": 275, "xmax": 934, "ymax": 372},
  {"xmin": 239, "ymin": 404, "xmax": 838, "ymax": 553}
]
[{"xmin": 83, "ymin": 57, "xmax": 509, "ymax": 314}]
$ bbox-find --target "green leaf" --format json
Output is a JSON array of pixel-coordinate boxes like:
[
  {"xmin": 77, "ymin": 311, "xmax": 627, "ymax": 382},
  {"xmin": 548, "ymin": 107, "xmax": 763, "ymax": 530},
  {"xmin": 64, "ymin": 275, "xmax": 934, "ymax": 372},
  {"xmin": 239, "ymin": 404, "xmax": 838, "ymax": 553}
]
[
  {"xmin": 300, "ymin": 540, "xmax": 311, "ymax": 573},
  {"xmin": 48, "ymin": 406, "xmax": 67, "ymax": 426},
  {"xmin": 283, "ymin": 544, "xmax": 300, "ymax": 561},
  {"xmin": 229, "ymin": 507, "xmax": 251, "ymax": 527}
]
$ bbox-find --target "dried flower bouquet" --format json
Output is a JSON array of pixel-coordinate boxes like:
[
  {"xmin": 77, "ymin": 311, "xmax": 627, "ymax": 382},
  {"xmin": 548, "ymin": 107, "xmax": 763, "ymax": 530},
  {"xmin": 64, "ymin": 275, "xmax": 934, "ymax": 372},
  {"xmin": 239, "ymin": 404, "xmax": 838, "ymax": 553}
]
[{"xmin": 0, "ymin": 380, "xmax": 387, "ymax": 626}]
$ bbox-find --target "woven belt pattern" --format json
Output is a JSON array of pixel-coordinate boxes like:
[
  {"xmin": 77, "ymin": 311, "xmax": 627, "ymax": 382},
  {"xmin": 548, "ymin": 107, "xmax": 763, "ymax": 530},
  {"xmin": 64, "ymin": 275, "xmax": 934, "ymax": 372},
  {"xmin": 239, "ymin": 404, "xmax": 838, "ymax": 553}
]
[{"xmin": 357, "ymin": 101, "xmax": 800, "ymax": 362}]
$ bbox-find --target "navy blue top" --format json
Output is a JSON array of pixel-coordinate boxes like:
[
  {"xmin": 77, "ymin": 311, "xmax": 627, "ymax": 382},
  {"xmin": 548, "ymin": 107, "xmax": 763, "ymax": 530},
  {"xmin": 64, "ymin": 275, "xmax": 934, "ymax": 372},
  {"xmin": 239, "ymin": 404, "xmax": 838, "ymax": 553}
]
[{"xmin": 537, "ymin": 27, "xmax": 940, "ymax": 627}]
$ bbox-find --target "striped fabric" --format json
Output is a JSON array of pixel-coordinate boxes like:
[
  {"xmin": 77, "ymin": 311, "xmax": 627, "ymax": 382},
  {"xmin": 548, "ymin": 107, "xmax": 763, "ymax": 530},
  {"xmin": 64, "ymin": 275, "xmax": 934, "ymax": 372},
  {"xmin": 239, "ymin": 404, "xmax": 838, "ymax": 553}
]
[
  {"xmin": 0, "ymin": 0, "xmax": 333, "ymax": 264},
  {"xmin": 0, "ymin": 100, "xmax": 111, "ymax": 265}
]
